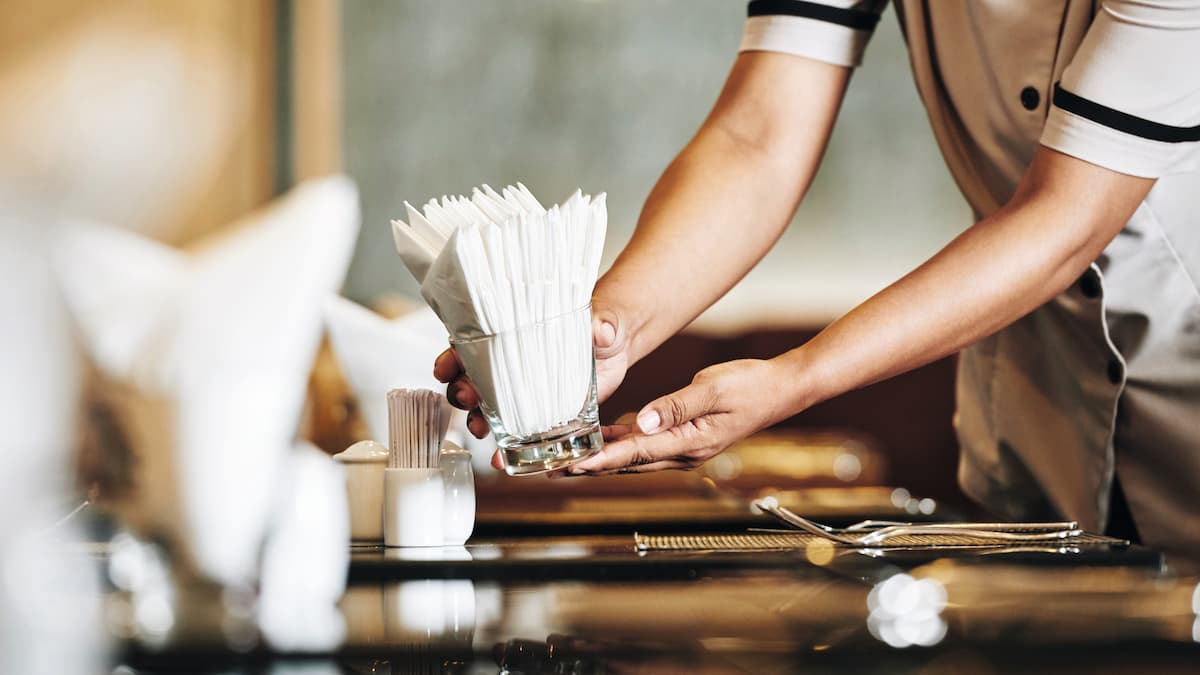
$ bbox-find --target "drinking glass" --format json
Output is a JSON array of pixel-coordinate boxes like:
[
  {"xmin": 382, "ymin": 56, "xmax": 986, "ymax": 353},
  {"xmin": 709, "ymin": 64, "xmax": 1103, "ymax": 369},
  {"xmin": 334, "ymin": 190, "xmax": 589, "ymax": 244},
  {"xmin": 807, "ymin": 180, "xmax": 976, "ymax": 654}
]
[{"xmin": 449, "ymin": 305, "xmax": 602, "ymax": 475}]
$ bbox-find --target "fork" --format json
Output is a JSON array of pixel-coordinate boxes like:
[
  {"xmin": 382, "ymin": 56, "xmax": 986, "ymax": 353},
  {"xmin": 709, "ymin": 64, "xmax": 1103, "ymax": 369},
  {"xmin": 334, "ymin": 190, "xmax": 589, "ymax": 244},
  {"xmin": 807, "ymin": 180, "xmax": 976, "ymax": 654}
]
[{"xmin": 752, "ymin": 497, "xmax": 1083, "ymax": 547}]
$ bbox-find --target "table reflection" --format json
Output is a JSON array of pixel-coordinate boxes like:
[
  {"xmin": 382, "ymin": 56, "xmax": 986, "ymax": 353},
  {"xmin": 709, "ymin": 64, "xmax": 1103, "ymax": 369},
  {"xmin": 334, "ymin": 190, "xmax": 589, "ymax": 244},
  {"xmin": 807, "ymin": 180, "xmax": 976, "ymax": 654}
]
[{"xmin": 110, "ymin": 533, "xmax": 1199, "ymax": 674}]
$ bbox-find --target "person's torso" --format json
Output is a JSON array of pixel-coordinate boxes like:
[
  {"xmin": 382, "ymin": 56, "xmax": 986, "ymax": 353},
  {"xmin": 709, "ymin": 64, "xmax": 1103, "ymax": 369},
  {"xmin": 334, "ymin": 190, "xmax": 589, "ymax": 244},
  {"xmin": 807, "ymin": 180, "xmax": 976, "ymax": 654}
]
[{"xmin": 892, "ymin": 0, "xmax": 1200, "ymax": 556}]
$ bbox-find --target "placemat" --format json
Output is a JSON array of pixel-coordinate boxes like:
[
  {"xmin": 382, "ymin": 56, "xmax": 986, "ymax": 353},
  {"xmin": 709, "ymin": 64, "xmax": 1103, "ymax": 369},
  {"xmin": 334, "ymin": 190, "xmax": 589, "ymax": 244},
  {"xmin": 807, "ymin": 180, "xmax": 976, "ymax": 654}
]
[{"xmin": 634, "ymin": 531, "xmax": 1128, "ymax": 552}]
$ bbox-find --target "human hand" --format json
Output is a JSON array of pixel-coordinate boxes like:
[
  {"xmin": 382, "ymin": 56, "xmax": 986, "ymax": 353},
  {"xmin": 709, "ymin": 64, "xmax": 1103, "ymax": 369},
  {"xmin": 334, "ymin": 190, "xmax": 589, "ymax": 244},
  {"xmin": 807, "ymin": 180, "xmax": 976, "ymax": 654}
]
[
  {"xmin": 433, "ymin": 300, "xmax": 632, "ymax": 446},
  {"xmin": 564, "ymin": 359, "xmax": 786, "ymax": 474}
]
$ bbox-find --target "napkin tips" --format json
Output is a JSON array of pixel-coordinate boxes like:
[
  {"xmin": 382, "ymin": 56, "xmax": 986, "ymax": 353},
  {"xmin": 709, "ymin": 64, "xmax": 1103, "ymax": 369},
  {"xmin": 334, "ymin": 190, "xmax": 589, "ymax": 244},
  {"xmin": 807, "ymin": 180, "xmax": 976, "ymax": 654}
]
[{"xmin": 513, "ymin": 182, "xmax": 544, "ymax": 212}]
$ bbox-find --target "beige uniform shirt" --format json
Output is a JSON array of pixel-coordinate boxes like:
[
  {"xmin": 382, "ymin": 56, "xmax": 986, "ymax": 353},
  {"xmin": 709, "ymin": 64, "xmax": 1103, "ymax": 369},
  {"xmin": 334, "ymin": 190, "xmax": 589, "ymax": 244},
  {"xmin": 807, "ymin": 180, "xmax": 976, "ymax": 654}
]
[{"xmin": 741, "ymin": 0, "xmax": 1200, "ymax": 556}]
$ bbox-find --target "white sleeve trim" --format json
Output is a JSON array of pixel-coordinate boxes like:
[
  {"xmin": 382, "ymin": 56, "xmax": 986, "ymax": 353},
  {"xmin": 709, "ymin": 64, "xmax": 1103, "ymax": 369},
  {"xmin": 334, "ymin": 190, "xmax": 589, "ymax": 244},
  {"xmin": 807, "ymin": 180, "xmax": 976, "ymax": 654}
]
[
  {"xmin": 1040, "ymin": 106, "xmax": 1199, "ymax": 178},
  {"xmin": 739, "ymin": 15, "xmax": 872, "ymax": 68}
]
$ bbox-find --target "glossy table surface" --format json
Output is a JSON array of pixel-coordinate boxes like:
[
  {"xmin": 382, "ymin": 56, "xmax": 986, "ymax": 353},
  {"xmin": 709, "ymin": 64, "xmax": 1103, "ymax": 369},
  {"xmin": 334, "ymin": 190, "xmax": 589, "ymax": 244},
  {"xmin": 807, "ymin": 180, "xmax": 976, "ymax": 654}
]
[{"xmin": 116, "ymin": 527, "xmax": 1200, "ymax": 674}]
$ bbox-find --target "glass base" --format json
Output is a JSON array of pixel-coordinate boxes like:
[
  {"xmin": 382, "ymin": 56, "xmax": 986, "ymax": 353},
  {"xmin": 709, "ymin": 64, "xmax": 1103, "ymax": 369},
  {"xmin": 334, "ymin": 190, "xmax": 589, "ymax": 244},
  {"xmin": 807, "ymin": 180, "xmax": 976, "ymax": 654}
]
[{"xmin": 499, "ymin": 422, "xmax": 603, "ymax": 476}]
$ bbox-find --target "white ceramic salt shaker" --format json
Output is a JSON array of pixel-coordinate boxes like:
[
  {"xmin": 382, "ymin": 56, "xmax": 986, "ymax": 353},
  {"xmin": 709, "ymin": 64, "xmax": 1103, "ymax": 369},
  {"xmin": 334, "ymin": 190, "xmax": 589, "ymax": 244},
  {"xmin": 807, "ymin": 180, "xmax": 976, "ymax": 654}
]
[
  {"xmin": 333, "ymin": 440, "xmax": 389, "ymax": 542},
  {"xmin": 439, "ymin": 441, "xmax": 475, "ymax": 545}
]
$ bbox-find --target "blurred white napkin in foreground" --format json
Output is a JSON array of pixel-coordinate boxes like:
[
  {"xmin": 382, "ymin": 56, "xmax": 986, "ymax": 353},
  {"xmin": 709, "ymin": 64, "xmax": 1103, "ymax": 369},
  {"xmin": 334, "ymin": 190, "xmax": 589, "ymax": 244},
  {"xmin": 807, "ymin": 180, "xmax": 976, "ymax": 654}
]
[
  {"xmin": 258, "ymin": 442, "xmax": 348, "ymax": 651},
  {"xmin": 0, "ymin": 221, "xmax": 103, "ymax": 675},
  {"xmin": 53, "ymin": 176, "xmax": 360, "ymax": 588}
]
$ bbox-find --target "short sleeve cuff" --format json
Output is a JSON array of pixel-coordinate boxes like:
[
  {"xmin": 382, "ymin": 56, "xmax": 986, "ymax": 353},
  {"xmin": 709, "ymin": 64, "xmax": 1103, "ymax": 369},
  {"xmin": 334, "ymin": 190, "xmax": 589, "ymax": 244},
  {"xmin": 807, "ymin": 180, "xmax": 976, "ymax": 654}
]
[
  {"xmin": 739, "ymin": 15, "xmax": 872, "ymax": 68},
  {"xmin": 1041, "ymin": 106, "xmax": 1200, "ymax": 179}
]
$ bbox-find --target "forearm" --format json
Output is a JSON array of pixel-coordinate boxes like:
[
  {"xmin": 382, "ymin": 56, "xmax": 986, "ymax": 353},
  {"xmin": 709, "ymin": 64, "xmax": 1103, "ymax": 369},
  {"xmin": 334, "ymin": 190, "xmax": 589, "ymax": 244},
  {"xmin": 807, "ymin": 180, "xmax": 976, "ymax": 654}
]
[
  {"xmin": 774, "ymin": 148, "xmax": 1154, "ymax": 416},
  {"xmin": 596, "ymin": 52, "xmax": 851, "ymax": 364}
]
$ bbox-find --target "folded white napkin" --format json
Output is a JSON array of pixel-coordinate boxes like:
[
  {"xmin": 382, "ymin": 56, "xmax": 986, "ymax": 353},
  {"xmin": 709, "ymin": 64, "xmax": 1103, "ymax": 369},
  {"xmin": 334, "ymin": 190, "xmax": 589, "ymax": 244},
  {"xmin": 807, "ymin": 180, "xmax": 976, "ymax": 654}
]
[
  {"xmin": 258, "ymin": 442, "xmax": 349, "ymax": 652},
  {"xmin": 392, "ymin": 184, "xmax": 605, "ymax": 337},
  {"xmin": 53, "ymin": 176, "xmax": 360, "ymax": 587},
  {"xmin": 0, "ymin": 223, "xmax": 103, "ymax": 674},
  {"xmin": 323, "ymin": 295, "xmax": 463, "ymax": 445},
  {"xmin": 390, "ymin": 185, "xmax": 606, "ymax": 437}
]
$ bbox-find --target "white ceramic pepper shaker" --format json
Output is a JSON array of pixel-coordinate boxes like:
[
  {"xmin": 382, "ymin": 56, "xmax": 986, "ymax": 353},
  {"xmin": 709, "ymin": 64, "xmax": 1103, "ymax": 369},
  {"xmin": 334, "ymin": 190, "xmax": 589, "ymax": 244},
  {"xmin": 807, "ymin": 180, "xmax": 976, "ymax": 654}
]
[
  {"xmin": 439, "ymin": 441, "xmax": 475, "ymax": 545},
  {"xmin": 333, "ymin": 440, "xmax": 389, "ymax": 542}
]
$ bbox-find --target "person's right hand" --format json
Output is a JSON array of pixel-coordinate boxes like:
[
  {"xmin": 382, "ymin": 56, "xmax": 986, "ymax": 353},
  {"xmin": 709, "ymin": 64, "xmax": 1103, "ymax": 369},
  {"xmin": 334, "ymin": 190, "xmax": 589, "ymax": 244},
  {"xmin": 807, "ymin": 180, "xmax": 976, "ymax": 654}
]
[{"xmin": 432, "ymin": 300, "xmax": 632, "ymax": 443}]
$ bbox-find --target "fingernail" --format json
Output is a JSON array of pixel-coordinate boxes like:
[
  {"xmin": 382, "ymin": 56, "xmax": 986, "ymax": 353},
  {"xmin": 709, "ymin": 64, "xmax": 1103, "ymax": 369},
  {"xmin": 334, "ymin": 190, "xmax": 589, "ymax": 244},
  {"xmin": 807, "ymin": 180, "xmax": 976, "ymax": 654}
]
[
  {"xmin": 595, "ymin": 320, "xmax": 616, "ymax": 347},
  {"xmin": 637, "ymin": 409, "xmax": 661, "ymax": 434}
]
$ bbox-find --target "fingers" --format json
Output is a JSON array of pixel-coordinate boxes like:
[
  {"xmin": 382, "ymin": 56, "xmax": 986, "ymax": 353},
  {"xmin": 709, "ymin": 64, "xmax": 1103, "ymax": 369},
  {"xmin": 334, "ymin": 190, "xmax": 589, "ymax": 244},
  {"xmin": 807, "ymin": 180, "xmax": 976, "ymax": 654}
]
[
  {"xmin": 566, "ymin": 378, "xmax": 722, "ymax": 474},
  {"xmin": 437, "ymin": 347, "xmax": 490, "ymax": 440},
  {"xmin": 586, "ymin": 459, "xmax": 697, "ymax": 475},
  {"xmin": 490, "ymin": 449, "xmax": 504, "ymax": 470},
  {"xmin": 591, "ymin": 305, "xmax": 622, "ymax": 359},
  {"xmin": 635, "ymin": 379, "xmax": 719, "ymax": 435},
  {"xmin": 446, "ymin": 379, "xmax": 480, "ymax": 410},
  {"xmin": 467, "ymin": 409, "xmax": 490, "ymax": 439},
  {"xmin": 592, "ymin": 308, "xmax": 617, "ymax": 349},
  {"xmin": 601, "ymin": 424, "xmax": 635, "ymax": 441},
  {"xmin": 438, "ymin": 348, "xmax": 485, "ymax": 415},
  {"xmin": 433, "ymin": 348, "xmax": 464, "ymax": 383},
  {"xmin": 568, "ymin": 426, "xmax": 702, "ymax": 474}
]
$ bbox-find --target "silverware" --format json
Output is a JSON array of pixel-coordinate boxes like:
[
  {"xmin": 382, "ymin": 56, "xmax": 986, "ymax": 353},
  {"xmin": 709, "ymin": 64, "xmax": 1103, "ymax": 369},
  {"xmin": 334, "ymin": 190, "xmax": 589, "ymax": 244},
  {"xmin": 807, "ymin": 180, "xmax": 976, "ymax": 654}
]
[{"xmin": 753, "ymin": 497, "xmax": 1083, "ymax": 547}]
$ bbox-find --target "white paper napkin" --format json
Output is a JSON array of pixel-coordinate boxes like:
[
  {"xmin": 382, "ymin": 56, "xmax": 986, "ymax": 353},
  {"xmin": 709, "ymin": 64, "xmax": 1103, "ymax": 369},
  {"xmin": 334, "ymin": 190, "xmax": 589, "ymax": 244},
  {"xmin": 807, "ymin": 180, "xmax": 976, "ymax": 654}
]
[
  {"xmin": 0, "ymin": 222, "xmax": 103, "ymax": 675},
  {"xmin": 389, "ymin": 185, "xmax": 606, "ymax": 437},
  {"xmin": 53, "ymin": 176, "xmax": 360, "ymax": 587},
  {"xmin": 258, "ymin": 442, "xmax": 349, "ymax": 652}
]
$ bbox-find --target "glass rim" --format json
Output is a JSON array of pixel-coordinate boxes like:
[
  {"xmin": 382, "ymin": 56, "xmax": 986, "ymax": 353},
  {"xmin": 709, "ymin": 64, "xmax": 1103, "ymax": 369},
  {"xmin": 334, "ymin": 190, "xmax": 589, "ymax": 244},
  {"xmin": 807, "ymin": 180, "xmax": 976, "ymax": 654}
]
[{"xmin": 447, "ymin": 303, "xmax": 592, "ymax": 345}]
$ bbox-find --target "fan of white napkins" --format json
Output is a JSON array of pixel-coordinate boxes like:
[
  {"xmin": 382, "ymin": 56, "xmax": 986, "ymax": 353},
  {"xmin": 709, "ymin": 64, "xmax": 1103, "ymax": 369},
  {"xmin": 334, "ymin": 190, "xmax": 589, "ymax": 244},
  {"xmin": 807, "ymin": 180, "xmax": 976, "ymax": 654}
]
[
  {"xmin": 390, "ymin": 184, "xmax": 606, "ymax": 437},
  {"xmin": 53, "ymin": 176, "xmax": 359, "ymax": 594}
]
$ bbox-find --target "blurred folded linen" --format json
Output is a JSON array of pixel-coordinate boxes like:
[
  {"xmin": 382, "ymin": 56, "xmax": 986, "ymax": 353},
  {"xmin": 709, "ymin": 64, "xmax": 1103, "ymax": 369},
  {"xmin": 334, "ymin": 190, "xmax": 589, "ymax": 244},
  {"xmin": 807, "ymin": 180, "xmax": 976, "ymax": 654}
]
[
  {"xmin": 0, "ymin": 220, "xmax": 103, "ymax": 675},
  {"xmin": 322, "ymin": 295, "xmax": 494, "ymax": 469},
  {"xmin": 258, "ymin": 442, "xmax": 349, "ymax": 651},
  {"xmin": 52, "ymin": 176, "xmax": 360, "ymax": 592}
]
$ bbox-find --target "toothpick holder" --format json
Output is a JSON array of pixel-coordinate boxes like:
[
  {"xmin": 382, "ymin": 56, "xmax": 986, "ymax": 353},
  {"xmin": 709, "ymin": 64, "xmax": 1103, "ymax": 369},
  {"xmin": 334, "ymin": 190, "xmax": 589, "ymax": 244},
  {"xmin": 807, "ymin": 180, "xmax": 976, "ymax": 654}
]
[{"xmin": 383, "ymin": 468, "xmax": 444, "ymax": 547}]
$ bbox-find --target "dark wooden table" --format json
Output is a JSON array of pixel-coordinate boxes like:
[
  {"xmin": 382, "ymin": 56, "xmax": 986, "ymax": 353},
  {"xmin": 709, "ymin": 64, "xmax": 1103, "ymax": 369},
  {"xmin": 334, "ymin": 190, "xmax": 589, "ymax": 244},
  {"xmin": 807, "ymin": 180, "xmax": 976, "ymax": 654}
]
[{"xmin": 115, "ymin": 523, "xmax": 1199, "ymax": 674}]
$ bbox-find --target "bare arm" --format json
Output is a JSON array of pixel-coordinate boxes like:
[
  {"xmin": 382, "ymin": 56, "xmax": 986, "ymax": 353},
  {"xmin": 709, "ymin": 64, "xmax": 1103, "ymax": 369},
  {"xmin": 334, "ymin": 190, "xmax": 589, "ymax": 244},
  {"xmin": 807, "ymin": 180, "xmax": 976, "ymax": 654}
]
[
  {"xmin": 778, "ymin": 148, "xmax": 1154, "ymax": 412},
  {"xmin": 574, "ymin": 147, "xmax": 1155, "ymax": 473},
  {"xmin": 595, "ymin": 51, "xmax": 852, "ymax": 365},
  {"xmin": 437, "ymin": 50, "xmax": 852, "ymax": 441}
]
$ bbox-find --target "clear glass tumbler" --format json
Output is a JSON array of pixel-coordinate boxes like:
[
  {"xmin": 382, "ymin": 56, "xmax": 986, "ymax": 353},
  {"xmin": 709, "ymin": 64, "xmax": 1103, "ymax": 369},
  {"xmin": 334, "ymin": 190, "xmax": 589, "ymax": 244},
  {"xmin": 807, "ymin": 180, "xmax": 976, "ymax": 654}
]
[{"xmin": 448, "ymin": 305, "xmax": 602, "ymax": 476}]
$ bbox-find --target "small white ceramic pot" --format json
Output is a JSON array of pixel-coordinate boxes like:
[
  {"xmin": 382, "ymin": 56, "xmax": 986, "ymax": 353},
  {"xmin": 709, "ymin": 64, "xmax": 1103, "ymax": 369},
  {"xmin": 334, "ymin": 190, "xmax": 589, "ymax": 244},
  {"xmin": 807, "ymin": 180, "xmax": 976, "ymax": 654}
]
[{"xmin": 332, "ymin": 440, "xmax": 389, "ymax": 542}]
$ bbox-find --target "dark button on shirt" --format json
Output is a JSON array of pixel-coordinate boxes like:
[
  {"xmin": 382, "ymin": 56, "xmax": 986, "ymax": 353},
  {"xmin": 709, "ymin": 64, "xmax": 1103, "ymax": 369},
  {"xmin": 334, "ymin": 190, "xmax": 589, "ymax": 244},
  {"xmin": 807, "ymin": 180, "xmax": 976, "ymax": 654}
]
[{"xmin": 1020, "ymin": 86, "xmax": 1040, "ymax": 110}]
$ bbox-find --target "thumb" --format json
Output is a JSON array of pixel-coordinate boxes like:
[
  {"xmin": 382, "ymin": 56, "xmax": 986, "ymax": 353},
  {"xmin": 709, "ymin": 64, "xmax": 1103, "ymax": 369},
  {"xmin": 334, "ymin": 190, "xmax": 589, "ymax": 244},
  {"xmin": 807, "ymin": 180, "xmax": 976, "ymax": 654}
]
[
  {"xmin": 636, "ymin": 379, "xmax": 717, "ymax": 435},
  {"xmin": 591, "ymin": 305, "xmax": 622, "ymax": 358}
]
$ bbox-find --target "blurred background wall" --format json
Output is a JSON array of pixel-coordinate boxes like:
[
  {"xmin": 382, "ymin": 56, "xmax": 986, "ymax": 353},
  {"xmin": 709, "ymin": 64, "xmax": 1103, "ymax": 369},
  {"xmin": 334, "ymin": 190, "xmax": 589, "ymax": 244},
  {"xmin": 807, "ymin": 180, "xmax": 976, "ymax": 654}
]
[
  {"xmin": 340, "ymin": 0, "xmax": 970, "ymax": 331},
  {"xmin": 338, "ymin": 0, "xmax": 973, "ymax": 503},
  {"xmin": 1, "ymin": 0, "xmax": 973, "ymax": 508},
  {"xmin": 0, "ymin": 1, "xmax": 280, "ymax": 242}
]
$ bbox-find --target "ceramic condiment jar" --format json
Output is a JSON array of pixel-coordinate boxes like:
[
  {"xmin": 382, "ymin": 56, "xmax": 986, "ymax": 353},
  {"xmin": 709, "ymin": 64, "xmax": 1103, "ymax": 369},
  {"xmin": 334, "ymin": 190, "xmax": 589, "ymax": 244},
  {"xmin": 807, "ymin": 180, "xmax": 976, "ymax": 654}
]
[{"xmin": 333, "ymin": 440, "xmax": 389, "ymax": 542}]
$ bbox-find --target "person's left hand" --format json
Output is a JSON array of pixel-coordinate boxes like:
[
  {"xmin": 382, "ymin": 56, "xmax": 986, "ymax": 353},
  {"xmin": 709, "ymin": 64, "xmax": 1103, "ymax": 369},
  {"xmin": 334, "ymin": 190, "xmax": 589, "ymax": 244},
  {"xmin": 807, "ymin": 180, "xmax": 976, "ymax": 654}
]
[{"xmin": 564, "ymin": 359, "xmax": 789, "ymax": 474}]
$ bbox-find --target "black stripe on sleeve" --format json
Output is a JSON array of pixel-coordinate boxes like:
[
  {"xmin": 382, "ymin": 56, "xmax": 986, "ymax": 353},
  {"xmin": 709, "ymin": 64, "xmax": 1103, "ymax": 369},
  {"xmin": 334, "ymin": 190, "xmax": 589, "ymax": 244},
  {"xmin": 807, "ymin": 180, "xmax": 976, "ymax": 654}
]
[
  {"xmin": 1053, "ymin": 83, "xmax": 1200, "ymax": 144},
  {"xmin": 747, "ymin": 0, "xmax": 881, "ymax": 31}
]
